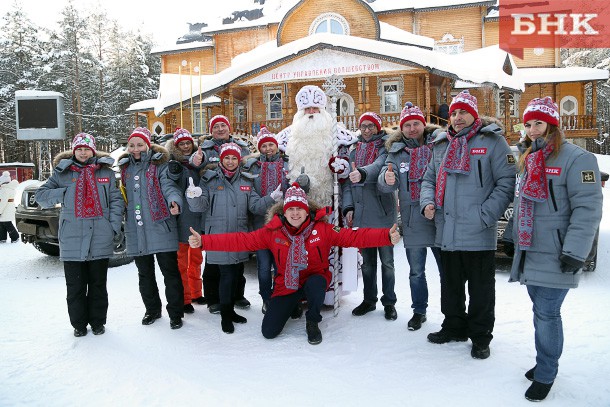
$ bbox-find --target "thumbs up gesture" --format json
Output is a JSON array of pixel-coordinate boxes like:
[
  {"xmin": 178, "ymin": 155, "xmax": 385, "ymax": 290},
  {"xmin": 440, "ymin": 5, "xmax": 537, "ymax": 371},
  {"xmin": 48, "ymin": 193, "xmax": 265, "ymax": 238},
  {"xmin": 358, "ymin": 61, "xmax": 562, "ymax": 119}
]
[
  {"xmin": 186, "ymin": 176, "xmax": 202, "ymax": 198},
  {"xmin": 349, "ymin": 162, "xmax": 362, "ymax": 183},
  {"xmin": 389, "ymin": 223, "xmax": 401, "ymax": 245},
  {"xmin": 170, "ymin": 201, "xmax": 180, "ymax": 215},
  {"xmin": 188, "ymin": 226, "xmax": 203, "ymax": 248},
  {"xmin": 270, "ymin": 184, "xmax": 283, "ymax": 202},
  {"xmin": 385, "ymin": 162, "xmax": 396, "ymax": 186},
  {"xmin": 192, "ymin": 146, "xmax": 204, "ymax": 166}
]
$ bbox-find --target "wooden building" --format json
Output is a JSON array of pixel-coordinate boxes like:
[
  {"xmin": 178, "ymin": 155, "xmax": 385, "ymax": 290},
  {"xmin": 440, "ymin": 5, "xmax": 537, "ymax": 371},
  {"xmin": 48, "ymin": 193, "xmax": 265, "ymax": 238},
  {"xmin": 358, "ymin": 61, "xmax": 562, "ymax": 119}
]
[{"xmin": 129, "ymin": 0, "xmax": 609, "ymax": 145}]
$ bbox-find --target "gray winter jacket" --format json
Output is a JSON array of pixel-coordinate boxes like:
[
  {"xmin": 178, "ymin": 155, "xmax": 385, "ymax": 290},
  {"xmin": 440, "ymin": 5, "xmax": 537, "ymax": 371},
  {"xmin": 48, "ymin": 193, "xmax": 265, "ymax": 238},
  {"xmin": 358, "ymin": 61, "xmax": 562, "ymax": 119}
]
[
  {"xmin": 378, "ymin": 126, "xmax": 442, "ymax": 248},
  {"xmin": 342, "ymin": 131, "xmax": 397, "ymax": 228},
  {"xmin": 506, "ymin": 141, "xmax": 602, "ymax": 289},
  {"xmin": 187, "ymin": 167, "xmax": 275, "ymax": 264},
  {"xmin": 420, "ymin": 118, "xmax": 516, "ymax": 251},
  {"xmin": 165, "ymin": 139, "xmax": 202, "ymax": 243},
  {"xmin": 118, "ymin": 145, "xmax": 183, "ymax": 256},
  {"xmin": 35, "ymin": 151, "xmax": 123, "ymax": 261},
  {"xmin": 242, "ymin": 152, "xmax": 289, "ymax": 230}
]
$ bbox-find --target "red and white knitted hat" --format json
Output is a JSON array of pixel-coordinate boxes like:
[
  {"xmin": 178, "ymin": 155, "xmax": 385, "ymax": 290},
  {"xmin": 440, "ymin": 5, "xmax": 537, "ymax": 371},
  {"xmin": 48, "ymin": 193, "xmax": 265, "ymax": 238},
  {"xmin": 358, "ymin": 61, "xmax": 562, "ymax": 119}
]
[
  {"xmin": 256, "ymin": 126, "xmax": 278, "ymax": 150},
  {"xmin": 399, "ymin": 102, "xmax": 426, "ymax": 128},
  {"xmin": 449, "ymin": 90, "xmax": 478, "ymax": 119},
  {"xmin": 209, "ymin": 115, "xmax": 230, "ymax": 132},
  {"xmin": 283, "ymin": 182, "xmax": 309, "ymax": 212},
  {"xmin": 523, "ymin": 97, "xmax": 560, "ymax": 126},
  {"xmin": 71, "ymin": 132, "xmax": 96, "ymax": 154},
  {"xmin": 128, "ymin": 127, "xmax": 152, "ymax": 147},
  {"xmin": 173, "ymin": 127, "xmax": 194, "ymax": 144},
  {"xmin": 358, "ymin": 112, "xmax": 383, "ymax": 132},
  {"xmin": 219, "ymin": 142, "xmax": 242, "ymax": 161},
  {"xmin": 295, "ymin": 85, "xmax": 327, "ymax": 111}
]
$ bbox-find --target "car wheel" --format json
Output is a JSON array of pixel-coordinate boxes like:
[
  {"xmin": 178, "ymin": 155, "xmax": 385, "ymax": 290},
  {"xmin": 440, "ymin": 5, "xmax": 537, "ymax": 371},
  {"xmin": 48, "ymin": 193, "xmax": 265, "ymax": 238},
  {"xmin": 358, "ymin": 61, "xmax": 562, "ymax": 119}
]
[{"xmin": 32, "ymin": 242, "xmax": 60, "ymax": 256}]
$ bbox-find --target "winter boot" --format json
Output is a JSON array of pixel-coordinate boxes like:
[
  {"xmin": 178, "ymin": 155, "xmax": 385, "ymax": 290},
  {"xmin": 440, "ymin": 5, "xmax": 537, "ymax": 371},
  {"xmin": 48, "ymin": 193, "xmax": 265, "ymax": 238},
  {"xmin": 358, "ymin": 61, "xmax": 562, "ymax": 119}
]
[
  {"xmin": 352, "ymin": 301, "xmax": 376, "ymax": 316},
  {"xmin": 170, "ymin": 317, "xmax": 183, "ymax": 330},
  {"xmin": 525, "ymin": 380, "xmax": 553, "ymax": 402},
  {"xmin": 471, "ymin": 343, "xmax": 491, "ymax": 359},
  {"xmin": 427, "ymin": 329, "xmax": 468, "ymax": 344},
  {"xmin": 73, "ymin": 327, "xmax": 87, "ymax": 337},
  {"xmin": 141, "ymin": 311, "xmax": 162, "ymax": 325},
  {"xmin": 220, "ymin": 304, "xmax": 235, "ymax": 334},
  {"xmin": 231, "ymin": 308, "xmax": 247, "ymax": 324},
  {"xmin": 235, "ymin": 297, "xmax": 251, "ymax": 309},
  {"xmin": 407, "ymin": 313, "xmax": 427, "ymax": 331},
  {"xmin": 384, "ymin": 305, "xmax": 397, "ymax": 321},
  {"xmin": 306, "ymin": 321, "xmax": 322, "ymax": 345},
  {"xmin": 525, "ymin": 366, "xmax": 536, "ymax": 381},
  {"xmin": 91, "ymin": 325, "xmax": 105, "ymax": 335},
  {"xmin": 183, "ymin": 304, "xmax": 195, "ymax": 314}
]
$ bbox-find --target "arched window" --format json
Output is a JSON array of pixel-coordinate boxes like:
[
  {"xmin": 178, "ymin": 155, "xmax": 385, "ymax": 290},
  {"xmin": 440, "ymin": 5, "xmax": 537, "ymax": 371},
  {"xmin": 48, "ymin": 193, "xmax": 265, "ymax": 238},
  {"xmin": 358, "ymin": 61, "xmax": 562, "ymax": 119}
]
[{"xmin": 309, "ymin": 13, "xmax": 350, "ymax": 36}]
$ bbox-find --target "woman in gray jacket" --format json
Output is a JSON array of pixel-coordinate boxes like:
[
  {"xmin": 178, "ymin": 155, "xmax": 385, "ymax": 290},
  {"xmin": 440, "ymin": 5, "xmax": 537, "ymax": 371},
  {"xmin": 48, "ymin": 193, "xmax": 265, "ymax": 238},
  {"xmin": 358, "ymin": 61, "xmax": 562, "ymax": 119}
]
[
  {"xmin": 505, "ymin": 97, "xmax": 603, "ymax": 402},
  {"xmin": 36, "ymin": 133, "xmax": 123, "ymax": 337},
  {"xmin": 118, "ymin": 127, "xmax": 185, "ymax": 330},
  {"xmin": 187, "ymin": 142, "xmax": 279, "ymax": 333}
]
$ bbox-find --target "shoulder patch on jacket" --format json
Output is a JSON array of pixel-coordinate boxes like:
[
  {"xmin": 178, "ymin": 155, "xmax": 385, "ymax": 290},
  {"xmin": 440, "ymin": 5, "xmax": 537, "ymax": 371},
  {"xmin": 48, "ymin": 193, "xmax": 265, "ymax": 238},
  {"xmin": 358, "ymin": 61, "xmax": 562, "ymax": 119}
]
[
  {"xmin": 333, "ymin": 226, "xmax": 341, "ymax": 233},
  {"xmin": 581, "ymin": 170, "xmax": 596, "ymax": 183},
  {"xmin": 507, "ymin": 154, "xmax": 516, "ymax": 164}
]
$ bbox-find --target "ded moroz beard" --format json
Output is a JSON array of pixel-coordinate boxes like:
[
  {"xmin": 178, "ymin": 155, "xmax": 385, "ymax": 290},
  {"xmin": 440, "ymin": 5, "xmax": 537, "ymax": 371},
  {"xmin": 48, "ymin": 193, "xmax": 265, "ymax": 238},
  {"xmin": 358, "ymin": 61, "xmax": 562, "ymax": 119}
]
[{"xmin": 286, "ymin": 109, "xmax": 335, "ymax": 206}]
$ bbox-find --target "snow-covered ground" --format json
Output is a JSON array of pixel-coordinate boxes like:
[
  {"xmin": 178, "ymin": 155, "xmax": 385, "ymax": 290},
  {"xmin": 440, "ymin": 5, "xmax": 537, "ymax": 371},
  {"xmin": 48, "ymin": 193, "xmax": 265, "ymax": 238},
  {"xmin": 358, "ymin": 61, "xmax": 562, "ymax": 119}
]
[{"xmin": 1, "ymin": 156, "xmax": 609, "ymax": 406}]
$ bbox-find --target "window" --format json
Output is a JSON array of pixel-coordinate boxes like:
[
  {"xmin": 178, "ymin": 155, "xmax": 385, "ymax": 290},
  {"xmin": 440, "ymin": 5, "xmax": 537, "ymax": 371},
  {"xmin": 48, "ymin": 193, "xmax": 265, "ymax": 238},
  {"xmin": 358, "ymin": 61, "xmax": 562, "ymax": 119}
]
[
  {"xmin": 434, "ymin": 33, "xmax": 464, "ymax": 55},
  {"xmin": 381, "ymin": 81, "xmax": 400, "ymax": 113},
  {"xmin": 309, "ymin": 13, "xmax": 350, "ymax": 36},
  {"xmin": 560, "ymin": 96, "xmax": 577, "ymax": 116},
  {"xmin": 266, "ymin": 90, "xmax": 283, "ymax": 120},
  {"xmin": 496, "ymin": 91, "xmax": 520, "ymax": 117},
  {"xmin": 193, "ymin": 110, "xmax": 207, "ymax": 133},
  {"xmin": 234, "ymin": 103, "xmax": 246, "ymax": 124}
]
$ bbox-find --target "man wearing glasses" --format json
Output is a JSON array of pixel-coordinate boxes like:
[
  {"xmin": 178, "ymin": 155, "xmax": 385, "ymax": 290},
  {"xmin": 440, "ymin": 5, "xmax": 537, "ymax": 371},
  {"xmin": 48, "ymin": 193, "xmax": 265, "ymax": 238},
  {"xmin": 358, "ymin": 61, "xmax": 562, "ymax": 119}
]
[{"xmin": 342, "ymin": 112, "xmax": 398, "ymax": 321}]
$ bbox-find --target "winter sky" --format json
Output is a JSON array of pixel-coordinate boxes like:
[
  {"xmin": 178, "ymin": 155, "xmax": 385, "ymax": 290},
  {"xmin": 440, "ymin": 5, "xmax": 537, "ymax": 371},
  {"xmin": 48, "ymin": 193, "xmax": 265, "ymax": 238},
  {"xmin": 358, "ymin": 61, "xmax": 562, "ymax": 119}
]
[{"xmin": 0, "ymin": 0, "xmax": 240, "ymax": 46}]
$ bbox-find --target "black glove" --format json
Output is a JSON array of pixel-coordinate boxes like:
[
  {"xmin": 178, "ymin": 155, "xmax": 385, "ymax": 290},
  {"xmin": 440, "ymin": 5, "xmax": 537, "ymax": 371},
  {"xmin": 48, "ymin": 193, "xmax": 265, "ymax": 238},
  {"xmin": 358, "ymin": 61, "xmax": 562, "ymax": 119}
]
[
  {"xmin": 168, "ymin": 160, "xmax": 183, "ymax": 175},
  {"xmin": 502, "ymin": 241, "xmax": 514, "ymax": 258},
  {"xmin": 113, "ymin": 230, "xmax": 124, "ymax": 246},
  {"xmin": 559, "ymin": 254, "xmax": 584, "ymax": 274},
  {"xmin": 295, "ymin": 166, "xmax": 311, "ymax": 194}
]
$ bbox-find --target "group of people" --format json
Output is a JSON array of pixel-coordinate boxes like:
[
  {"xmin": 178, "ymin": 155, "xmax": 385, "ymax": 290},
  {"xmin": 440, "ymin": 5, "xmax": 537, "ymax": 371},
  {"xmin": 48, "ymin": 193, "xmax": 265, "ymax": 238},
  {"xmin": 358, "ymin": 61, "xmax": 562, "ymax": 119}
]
[{"xmin": 36, "ymin": 84, "xmax": 602, "ymax": 402}]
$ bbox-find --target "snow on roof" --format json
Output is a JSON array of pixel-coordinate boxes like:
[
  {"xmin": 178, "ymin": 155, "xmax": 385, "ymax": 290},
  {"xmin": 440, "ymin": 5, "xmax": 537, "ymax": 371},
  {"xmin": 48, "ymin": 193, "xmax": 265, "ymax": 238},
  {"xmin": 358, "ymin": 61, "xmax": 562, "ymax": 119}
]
[
  {"xmin": 151, "ymin": 40, "xmax": 214, "ymax": 55},
  {"xmin": 15, "ymin": 90, "xmax": 63, "ymax": 97},
  {"xmin": 369, "ymin": 0, "xmax": 494, "ymax": 12},
  {"xmin": 152, "ymin": 33, "xmax": 524, "ymax": 116},
  {"xmin": 127, "ymin": 99, "xmax": 158, "ymax": 112},
  {"xmin": 519, "ymin": 67, "xmax": 609, "ymax": 84},
  {"xmin": 378, "ymin": 22, "xmax": 434, "ymax": 49}
]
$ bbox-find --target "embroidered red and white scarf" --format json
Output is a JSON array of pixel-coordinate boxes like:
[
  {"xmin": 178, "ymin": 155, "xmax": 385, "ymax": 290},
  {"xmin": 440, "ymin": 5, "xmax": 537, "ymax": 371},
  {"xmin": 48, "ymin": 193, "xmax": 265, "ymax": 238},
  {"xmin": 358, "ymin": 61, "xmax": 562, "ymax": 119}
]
[
  {"xmin": 145, "ymin": 164, "xmax": 170, "ymax": 222},
  {"xmin": 435, "ymin": 119, "xmax": 483, "ymax": 207},
  {"xmin": 260, "ymin": 160, "xmax": 284, "ymax": 196},
  {"xmin": 518, "ymin": 142, "xmax": 554, "ymax": 248},
  {"xmin": 281, "ymin": 221, "xmax": 315, "ymax": 291},
  {"xmin": 70, "ymin": 163, "xmax": 103, "ymax": 218},
  {"xmin": 354, "ymin": 137, "xmax": 384, "ymax": 167},
  {"xmin": 404, "ymin": 143, "xmax": 432, "ymax": 202}
]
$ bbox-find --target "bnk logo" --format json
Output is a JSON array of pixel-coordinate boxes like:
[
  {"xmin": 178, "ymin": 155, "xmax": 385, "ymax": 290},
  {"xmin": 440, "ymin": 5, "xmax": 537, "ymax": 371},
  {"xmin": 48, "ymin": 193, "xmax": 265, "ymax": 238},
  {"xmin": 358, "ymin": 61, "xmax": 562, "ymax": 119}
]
[{"xmin": 499, "ymin": 0, "xmax": 610, "ymax": 58}]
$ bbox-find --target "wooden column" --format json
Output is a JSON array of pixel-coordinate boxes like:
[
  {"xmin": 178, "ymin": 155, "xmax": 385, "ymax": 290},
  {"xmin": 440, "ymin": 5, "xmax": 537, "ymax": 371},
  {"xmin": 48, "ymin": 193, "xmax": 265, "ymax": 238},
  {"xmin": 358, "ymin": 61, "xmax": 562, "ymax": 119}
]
[
  {"xmin": 357, "ymin": 77, "xmax": 364, "ymax": 115},
  {"xmin": 425, "ymin": 73, "xmax": 431, "ymax": 123},
  {"xmin": 504, "ymin": 90, "xmax": 510, "ymax": 132},
  {"xmin": 228, "ymin": 88, "xmax": 235, "ymax": 125},
  {"xmin": 592, "ymin": 81, "xmax": 598, "ymax": 127},
  {"xmin": 365, "ymin": 77, "xmax": 371, "ymax": 110}
]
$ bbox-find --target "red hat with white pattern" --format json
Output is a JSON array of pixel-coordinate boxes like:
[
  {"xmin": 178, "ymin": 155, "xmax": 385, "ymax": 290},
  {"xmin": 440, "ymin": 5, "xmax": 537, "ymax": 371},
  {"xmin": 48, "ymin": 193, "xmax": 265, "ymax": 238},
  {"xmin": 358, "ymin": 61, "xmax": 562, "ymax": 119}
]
[
  {"xmin": 399, "ymin": 102, "xmax": 426, "ymax": 128},
  {"xmin": 283, "ymin": 182, "xmax": 309, "ymax": 212},
  {"xmin": 523, "ymin": 97, "xmax": 560, "ymax": 126},
  {"xmin": 219, "ymin": 142, "xmax": 241, "ymax": 161},
  {"xmin": 256, "ymin": 126, "xmax": 278, "ymax": 150},
  {"xmin": 209, "ymin": 115, "xmax": 231, "ymax": 132},
  {"xmin": 295, "ymin": 85, "xmax": 327, "ymax": 111},
  {"xmin": 71, "ymin": 132, "xmax": 96, "ymax": 155},
  {"xmin": 128, "ymin": 127, "xmax": 152, "ymax": 147},
  {"xmin": 173, "ymin": 127, "xmax": 194, "ymax": 144},
  {"xmin": 358, "ymin": 111, "xmax": 383, "ymax": 132},
  {"xmin": 449, "ymin": 90, "xmax": 478, "ymax": 119}
]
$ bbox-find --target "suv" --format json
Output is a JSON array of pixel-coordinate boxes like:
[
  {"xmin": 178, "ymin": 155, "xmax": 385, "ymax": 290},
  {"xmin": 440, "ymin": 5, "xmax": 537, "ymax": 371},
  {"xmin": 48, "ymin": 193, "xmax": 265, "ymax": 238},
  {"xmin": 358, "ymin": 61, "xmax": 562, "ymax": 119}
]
[{"xmin": 14, "ymin": 148, "xmax": 133, "ymax": 268}]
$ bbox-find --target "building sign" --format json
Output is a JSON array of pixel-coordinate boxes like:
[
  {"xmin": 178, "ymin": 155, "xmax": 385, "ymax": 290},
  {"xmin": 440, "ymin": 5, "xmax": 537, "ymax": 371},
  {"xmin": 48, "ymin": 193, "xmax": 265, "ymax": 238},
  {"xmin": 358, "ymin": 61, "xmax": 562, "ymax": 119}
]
[{"xmin": 242, "ymin": 49, "xmax": 414, "ymax": 85}]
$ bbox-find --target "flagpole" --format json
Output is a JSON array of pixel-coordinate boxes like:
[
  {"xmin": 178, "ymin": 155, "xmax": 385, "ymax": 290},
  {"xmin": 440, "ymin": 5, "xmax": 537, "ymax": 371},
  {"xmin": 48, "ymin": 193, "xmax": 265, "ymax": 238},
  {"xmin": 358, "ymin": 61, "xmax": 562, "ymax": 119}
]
[
  {"xmin": 179, "ymin": 65, "xmax": 183, "ymax": 128},
  {"xmin": 198, "ymin": 62, "xmax": 203, "ymax": 134}
]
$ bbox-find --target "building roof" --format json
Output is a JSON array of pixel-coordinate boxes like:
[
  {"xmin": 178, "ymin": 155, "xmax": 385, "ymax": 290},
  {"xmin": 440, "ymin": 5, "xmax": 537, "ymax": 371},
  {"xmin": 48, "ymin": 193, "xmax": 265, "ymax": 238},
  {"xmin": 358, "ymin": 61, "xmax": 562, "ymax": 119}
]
[
  {"xmin": 152, "ymin": 34, "xmax": 525, "ymax": 116},
  {"xmin": 378, "ymin": 22, "xmax": 434, "ymax": 49},
  {"xmin": 519, "ymin": 67, "xmax": 609, "ymax": 84}
]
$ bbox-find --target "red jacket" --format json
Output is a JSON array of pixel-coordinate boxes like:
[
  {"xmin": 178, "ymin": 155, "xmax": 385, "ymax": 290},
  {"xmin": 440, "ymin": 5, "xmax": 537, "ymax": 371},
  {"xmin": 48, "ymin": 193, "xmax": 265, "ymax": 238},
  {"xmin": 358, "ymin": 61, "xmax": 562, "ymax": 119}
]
[{"xmin": 201, "ymin": 207, "xmax": 392, "ymax": 297}]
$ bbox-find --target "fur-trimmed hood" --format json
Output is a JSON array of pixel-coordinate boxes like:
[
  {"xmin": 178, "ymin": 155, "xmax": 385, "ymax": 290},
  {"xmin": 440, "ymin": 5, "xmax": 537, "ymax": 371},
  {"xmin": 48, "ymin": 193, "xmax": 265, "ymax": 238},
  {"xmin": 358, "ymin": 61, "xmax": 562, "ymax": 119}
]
[
  {"xmin": 52, "ymin": 150, "xmax": 112, "ymax": 168},
  {"xmin": 384, "ymin": 124, "xmax": 443, "ymax": 150},
  {"xmin": 264, "ymin": 199, "xmax": 329, "ymax": 226},
  {"xmin": 117, "ymin": 144, "xmax": 170, "ymax": 167},
  {"xmin": 164, "ymin": 138, "xmax": 197, "ymax": 162}
]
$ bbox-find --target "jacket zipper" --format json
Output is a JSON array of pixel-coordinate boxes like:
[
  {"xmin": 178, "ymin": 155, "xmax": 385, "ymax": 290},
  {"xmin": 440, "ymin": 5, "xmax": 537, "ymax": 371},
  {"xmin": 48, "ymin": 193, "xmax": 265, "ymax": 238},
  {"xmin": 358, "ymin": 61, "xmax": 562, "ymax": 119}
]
[
  {"xmin": 210, "ymin": 195, "xmax": 216, "ymax": 216},
  {"xmin": 477, "ymin": 160, "xmax": 483, "ymax": 188},
  {"xmin": 549, "ymin": 180, "xmax": 558, "ymax": 211},
  {"xmin": 556, "ymin": 230, "xmax": 563, "ymax": 246}
]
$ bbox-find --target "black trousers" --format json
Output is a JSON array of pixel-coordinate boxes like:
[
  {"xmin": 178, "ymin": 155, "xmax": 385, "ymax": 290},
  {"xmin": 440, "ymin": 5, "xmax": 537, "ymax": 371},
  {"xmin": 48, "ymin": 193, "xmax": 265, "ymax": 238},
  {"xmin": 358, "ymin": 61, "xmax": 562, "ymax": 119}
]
[
  {"xmin": 261, "ymin": 274, "xmax": 326, "ymax": 339},
  {"xmin": 64, "ymin": 259, "xmax": 109, "ymax": 330},
  {"xmin": 203, "ymin": 261, "xmax": 246, "ymax": 305},
  {"xmin": 440, "ymin": 250, "xmax": 496, "ymax": 346},
  {"xmin": 0, "ymin": 221, "xmax": 19, "ymax": 241},
  {"xmin": 218, "ymin": 263, "xmax": 242, "ymax": 305},
  {"xmin": 135, "ymin": 251, "xmax": 184, "ymax": 319}
]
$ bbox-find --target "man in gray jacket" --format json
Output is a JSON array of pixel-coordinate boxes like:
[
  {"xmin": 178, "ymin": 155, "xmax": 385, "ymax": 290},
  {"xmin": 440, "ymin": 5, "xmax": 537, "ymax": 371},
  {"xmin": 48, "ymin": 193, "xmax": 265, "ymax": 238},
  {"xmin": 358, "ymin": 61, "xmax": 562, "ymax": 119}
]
[{"xmin": 420, "ymin": 90, "xmax": 516, "ymax": 359}]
